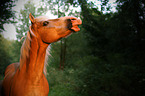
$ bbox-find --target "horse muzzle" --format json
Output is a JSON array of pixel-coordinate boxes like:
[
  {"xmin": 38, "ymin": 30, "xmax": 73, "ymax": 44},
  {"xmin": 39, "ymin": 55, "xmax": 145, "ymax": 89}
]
[{"xmin": 66, "ymin": 16, "xmax": 82, "ymax": 32}]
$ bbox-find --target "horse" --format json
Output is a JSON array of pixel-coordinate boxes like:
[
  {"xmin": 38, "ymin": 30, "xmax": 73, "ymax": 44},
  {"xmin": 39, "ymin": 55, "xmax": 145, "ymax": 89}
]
[{"xmin": 1, "ymin": 13, "xmax": 82, "ymax": 96}]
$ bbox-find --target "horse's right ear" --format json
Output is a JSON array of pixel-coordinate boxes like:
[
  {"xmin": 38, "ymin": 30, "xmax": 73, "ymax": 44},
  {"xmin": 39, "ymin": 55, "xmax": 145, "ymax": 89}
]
[{"xmin": 29, "ymin": 13, "xmax": 35, "ymax": 24}]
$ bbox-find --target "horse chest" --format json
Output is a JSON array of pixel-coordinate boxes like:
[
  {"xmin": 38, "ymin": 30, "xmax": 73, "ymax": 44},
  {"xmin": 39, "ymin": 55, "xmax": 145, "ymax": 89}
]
[{"xmin": 11, "ymin": 75, "xmax": 49, "ymax": 96}]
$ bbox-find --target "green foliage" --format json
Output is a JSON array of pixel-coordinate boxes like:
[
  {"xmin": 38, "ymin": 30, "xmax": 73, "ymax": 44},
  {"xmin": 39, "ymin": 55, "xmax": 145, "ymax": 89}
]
[
  {"xmin": 0, "ymin": 35, "xmax": 20, "ymax": 78},
  {"xmin": 0, "ymin": 0, "xmax": 16, "ymax": 32},
  {"xmin": 47, "ymin": 67, "xmax": 81, "ymax": 96},
  {"xmin": 77, "ymin": 0, "xmax": 145, "ymax": 96},
  {"xmin": 43, "ymin": 0, "xmax": 80, "ymax": 17},
  {"xmin": 0, "ymin": 35, "xmax": 12, "ymax": 75},
  {"xmin": 10, "ymin": 40, "xmax": 21, "ymax": 63}
]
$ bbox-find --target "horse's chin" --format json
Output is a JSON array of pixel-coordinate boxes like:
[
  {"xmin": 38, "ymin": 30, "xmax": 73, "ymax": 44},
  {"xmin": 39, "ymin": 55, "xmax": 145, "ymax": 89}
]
[{"xmin": 64, "ymin": 27, "xmax": 79, "ymax": 38}]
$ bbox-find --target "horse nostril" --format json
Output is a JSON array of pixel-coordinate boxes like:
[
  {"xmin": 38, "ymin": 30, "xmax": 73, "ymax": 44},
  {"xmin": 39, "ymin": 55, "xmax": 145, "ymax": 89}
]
[
  {"xmin": 71, "ymin": 19, "xmax": 76, "ymax": 20},
  {"xmin": 67, "ymin": 18, "xmax": 76, "ymax": 21}
]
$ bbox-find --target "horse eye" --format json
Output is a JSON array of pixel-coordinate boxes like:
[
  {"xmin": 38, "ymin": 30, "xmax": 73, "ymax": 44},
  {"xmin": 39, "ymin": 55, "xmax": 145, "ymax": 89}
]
[{"xmin": 43, "ymin": 21, "xmax": 49, "ymax": 26}]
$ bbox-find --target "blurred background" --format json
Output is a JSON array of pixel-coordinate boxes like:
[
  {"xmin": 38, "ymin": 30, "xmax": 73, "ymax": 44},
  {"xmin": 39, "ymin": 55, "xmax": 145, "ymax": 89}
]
[{"xmin": 0, "ymin": 0, "xmax": 145, "ymax": 96}]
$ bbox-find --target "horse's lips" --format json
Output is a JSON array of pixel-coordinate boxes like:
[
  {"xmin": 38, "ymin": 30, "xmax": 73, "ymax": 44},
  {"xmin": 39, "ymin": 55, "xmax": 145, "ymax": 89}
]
[
  {"xmin": 71, "ymin": 18, "xmax": 82, "ymax": 32},
  {"xmin": 71, "ymin": 26, "xmax": 80, "ymax": 32}
]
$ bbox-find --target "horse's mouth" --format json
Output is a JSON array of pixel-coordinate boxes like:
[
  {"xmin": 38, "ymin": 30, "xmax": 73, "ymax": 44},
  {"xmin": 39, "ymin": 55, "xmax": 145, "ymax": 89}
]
[
  {"xmin": 71, "ymin": 25, "xmax": 80, "ymax": 32},
  {"xmin": 67, "ymin": 18, "xmax": 82, "ymax": 32}
]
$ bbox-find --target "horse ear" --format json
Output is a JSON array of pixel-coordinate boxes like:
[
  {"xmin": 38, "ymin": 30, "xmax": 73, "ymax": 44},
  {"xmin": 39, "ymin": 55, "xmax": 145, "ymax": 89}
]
[{"xmin": 29, "ymin": 13, "xmax": 35, "ymax": 24}]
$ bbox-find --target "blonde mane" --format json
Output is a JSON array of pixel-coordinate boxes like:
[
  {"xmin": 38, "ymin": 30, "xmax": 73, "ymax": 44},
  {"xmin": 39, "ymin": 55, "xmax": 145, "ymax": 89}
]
[{"xmin": 19, "ymin": 26, "xmax": 50, "ymax": 75}]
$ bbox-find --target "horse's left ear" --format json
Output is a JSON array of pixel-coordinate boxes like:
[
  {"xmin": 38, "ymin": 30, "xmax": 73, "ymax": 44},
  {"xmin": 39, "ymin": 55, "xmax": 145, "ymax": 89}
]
[{"xmin": 29, "ymin": 13, "xmax": 35, "ymax": 24}]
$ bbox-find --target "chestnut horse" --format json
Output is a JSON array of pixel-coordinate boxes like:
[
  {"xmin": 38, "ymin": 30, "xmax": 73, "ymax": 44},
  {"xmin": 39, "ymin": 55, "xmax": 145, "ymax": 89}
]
[{"xmin": 1, "ymin": 13, "xmax": 82, "ymax": 96}]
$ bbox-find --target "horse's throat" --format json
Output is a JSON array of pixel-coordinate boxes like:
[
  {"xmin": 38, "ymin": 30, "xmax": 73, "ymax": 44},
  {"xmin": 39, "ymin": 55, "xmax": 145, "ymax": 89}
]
[{"xmin": 26, "ymin": 37, "xmax": 48, "ymax": 80}]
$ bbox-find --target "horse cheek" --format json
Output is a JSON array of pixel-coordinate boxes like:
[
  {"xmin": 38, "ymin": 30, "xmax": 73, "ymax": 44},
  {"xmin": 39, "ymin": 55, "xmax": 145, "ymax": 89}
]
[{"xmin": 41, "ymin": 30, "xmax": 59, "ymax": 43}]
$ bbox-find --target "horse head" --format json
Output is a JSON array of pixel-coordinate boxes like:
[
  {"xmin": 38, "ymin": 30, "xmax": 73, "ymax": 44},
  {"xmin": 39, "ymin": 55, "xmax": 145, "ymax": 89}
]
[{"xmin": 29, "ymin": 13, "xmax": 82, "ymax": 44}]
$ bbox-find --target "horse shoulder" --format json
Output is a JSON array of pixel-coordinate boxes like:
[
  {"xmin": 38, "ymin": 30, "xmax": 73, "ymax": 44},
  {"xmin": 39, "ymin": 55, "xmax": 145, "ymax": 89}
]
[
  {"xmin": 4, "ymin": 63, "xmax": 19, "ymax": 76},
  {"xmin": 2, "ymin": 63, "xmax": 19, "ymax": 96}
]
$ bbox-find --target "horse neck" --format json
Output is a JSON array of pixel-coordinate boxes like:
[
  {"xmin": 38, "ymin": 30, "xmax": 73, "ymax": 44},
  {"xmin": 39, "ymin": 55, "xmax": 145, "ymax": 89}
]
[
  {"xmin": 29, "ymin": 35, "xmax": 48, "ymax": 75},
  {"xmin": 20, "ymin": 30, "xmax": 49, "ymax": 81}
]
